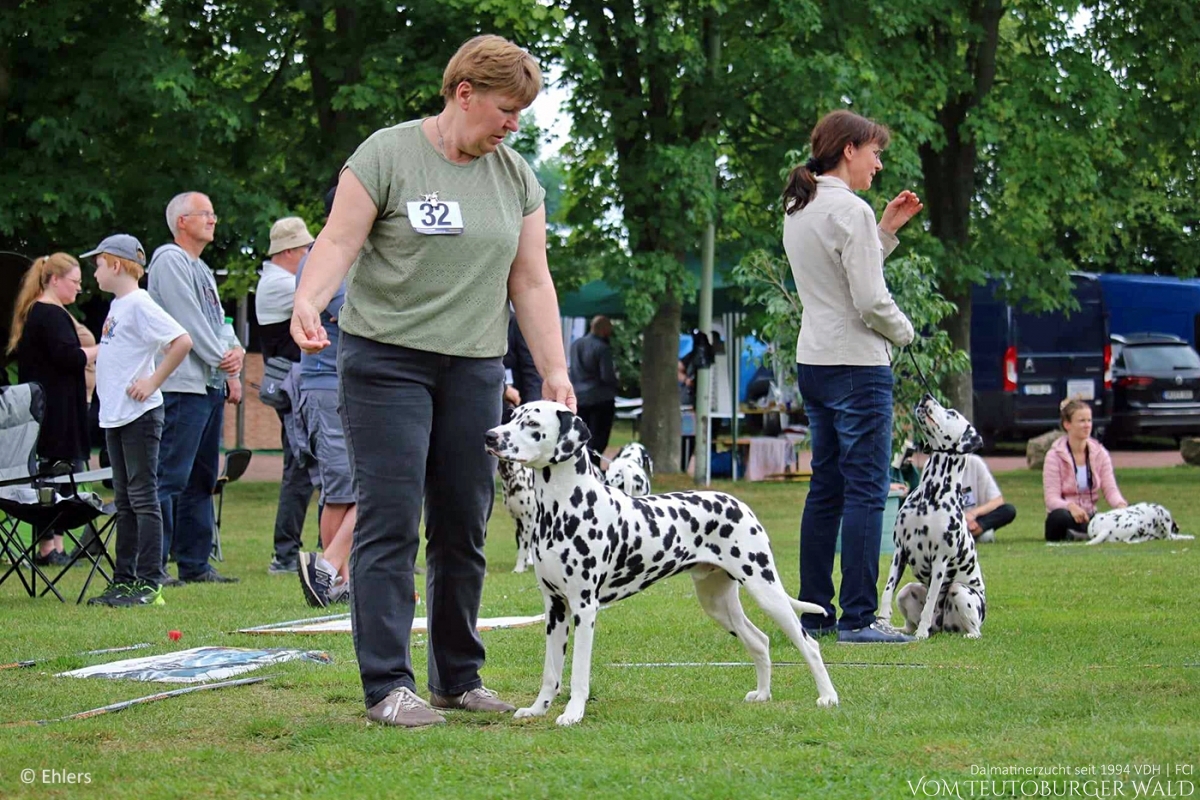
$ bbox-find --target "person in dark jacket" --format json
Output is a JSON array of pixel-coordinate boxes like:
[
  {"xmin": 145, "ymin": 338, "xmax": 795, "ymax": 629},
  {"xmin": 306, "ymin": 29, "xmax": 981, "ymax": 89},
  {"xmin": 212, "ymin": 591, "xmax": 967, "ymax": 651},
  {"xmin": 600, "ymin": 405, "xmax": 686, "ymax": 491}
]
[
  {"xmin": 7, "ymin": 253, "xmax": 98, "ymax": 566},
  {"xmin": 502, "ymin": 308, "xmax": 542, "ymax": 422},
  {"xmin": 569, "ymin": 315, "xmax": 619, "ymax": 455}
]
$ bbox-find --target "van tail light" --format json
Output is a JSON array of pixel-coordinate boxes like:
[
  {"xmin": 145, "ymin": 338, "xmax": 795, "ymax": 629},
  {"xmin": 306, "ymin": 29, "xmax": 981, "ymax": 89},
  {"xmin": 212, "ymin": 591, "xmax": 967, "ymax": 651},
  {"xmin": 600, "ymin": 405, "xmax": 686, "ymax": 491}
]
[
  {"xmin": 1003, "ymin": 346, "xmax": 1018, "ymax": 392},
  {"xmin": 1116, "ymin": 376, "xmax": 1153, "ymax": 388},
  {"xmin": 1103, "ymin": 344, "xmax": 1113, "ymax": 389}
]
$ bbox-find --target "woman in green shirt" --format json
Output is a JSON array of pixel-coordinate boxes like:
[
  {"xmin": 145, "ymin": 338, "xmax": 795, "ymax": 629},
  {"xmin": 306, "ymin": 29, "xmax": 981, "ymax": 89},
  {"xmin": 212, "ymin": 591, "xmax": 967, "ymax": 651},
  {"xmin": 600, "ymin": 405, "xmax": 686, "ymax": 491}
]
[{"xmin": 293, "ymin": 35, "xmax": 574, "ymax": 729}]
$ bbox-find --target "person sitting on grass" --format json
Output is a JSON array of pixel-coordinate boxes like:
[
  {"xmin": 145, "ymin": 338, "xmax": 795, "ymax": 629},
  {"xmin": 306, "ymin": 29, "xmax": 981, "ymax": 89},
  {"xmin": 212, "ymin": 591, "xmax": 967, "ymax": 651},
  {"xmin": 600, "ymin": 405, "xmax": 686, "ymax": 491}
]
[
  {"xmin": 83, "ymin": 235, "xmax": 193, "ymax": 607},
  {"xmin": 1043, "ymin": 398, "xmax": 1127, "ymax": 542},
  {"xmin": 961, "ymin": 454, "xmax": 1017, "ymax": 544}
]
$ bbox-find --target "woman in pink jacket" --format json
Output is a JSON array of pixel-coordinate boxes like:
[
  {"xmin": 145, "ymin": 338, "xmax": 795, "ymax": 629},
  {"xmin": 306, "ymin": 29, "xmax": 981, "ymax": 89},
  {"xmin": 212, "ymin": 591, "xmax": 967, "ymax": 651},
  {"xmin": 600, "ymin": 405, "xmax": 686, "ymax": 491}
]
[{"xmin": 1043, "ymin": 399, "xmax": 1128, "ymax": 541}]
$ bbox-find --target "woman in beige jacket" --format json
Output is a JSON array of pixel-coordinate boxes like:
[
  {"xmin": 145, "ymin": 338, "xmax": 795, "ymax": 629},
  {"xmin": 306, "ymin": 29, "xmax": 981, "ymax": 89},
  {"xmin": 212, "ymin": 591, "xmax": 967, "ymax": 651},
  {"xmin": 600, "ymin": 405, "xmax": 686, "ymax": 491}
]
[{"xmin": 783, "ymin": 109, "xmax": 924, "ymax": 644}]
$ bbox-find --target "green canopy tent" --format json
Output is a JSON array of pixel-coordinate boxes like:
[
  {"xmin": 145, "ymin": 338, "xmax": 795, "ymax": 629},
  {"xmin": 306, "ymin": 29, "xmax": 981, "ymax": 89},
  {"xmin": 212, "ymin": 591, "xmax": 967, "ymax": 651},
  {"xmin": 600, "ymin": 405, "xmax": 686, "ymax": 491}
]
[{"xmin": 557, "ymin": 254, "xmax": 753, "ymax": 320}]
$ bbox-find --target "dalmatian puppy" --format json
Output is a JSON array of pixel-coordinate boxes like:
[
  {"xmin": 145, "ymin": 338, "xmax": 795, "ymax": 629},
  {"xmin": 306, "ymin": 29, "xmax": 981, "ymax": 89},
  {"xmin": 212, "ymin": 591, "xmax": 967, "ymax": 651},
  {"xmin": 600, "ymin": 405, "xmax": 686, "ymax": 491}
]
[
  {"xmin": 498, "ymin": 459, "xmax": 537, "ymax": 572},
  {"xmin": 605, "ymin": 442, "xmax": 653, "ymax": 496},
  {"xmin": 485, "ymin": 401, "xmax": 838, "ymax": 726},
  {"xmin": 1086, "ymin": 502, "xmax": 1193, "ymax": 545},
  {"xmin": 878, "ymin": 394, "xmax": 987, "ymax": 640}
]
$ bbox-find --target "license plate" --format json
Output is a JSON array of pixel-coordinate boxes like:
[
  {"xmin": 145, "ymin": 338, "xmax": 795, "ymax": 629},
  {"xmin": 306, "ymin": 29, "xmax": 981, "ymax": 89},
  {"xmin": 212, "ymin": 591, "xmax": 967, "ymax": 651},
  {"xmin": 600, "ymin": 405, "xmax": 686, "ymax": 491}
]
[
  {"xmin": 1023, "ymin": 384, "xmax": 1053, "ymax": 396},
  {"xmin": 1066, "ymin": 379, "xmax": 1095, "ymax": 401},
  {"xmin": 1163, "ymin": 390, "xmax": 1194, "ymax": 401}
]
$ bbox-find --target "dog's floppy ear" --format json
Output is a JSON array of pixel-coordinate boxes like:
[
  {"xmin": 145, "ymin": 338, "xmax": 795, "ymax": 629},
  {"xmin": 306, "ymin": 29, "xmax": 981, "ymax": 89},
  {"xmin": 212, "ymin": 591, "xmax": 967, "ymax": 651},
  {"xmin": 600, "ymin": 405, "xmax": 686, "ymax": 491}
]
[
  {"xmin": 642, "ymin": 450, "xmax": 654, "ymax": 477},
  {"xmin": 550, "ymin": 409, "xmax": 591, "ymax": 464},
  {"xmin": 958, "ymin": 427, "xmax": 984, "ymax": 454}
]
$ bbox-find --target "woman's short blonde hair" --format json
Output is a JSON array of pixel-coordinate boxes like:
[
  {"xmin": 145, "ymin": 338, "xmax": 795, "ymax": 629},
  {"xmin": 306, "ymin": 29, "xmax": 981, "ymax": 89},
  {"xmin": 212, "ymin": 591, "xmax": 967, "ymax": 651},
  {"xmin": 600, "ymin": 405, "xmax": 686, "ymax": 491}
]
[
  {"xmin": 441, "ymin": 35, "xmax": 542, "ymax": 107},
  {"xmin": 103, "ymin": 253, "xmax": 145, "ymax": 282}
]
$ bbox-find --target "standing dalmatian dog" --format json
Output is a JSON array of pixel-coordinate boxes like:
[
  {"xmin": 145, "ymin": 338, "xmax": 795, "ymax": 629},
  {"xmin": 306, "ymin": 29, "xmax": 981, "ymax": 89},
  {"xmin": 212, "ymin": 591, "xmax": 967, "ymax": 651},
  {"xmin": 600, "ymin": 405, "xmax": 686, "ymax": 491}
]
[
  {"xmin": 485, "ymin": 401, "xmax": 838, "ymax": 726},
  {"xmin": 605, "ymin": 442, "xmax": 653, "ymax": 496},
  {"xmin": 1086, "ymin": 502, "xmax": 1192, "ymax": 545},
  {"xmin": 498, "ymin": 459, "xmax": 537, "ymax": 572},
  {"xmin": 878, "ymin": 394, "xmax": 987, "ymax": 640}
]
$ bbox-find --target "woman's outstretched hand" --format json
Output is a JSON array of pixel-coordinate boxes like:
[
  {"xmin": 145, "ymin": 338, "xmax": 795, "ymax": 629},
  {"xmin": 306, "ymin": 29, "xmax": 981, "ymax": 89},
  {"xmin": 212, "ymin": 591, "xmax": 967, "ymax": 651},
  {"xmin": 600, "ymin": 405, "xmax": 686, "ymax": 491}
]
[{"xmin": 880, "ymin": 190, "xmax": 924, "ymax": 235}]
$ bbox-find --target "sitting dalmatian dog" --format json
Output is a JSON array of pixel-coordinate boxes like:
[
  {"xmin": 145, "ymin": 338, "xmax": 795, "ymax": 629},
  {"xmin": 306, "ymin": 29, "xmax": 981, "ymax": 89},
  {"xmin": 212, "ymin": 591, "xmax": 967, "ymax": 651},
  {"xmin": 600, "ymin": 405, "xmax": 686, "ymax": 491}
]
[
  {"xmin": 878, "ymin": 394, "xmax": 987, "ymax": 640},
  {"xmin": 485, "ymin": 401, "xmax": 838, "ymax": 726},
  {"xmin": 498, "ymin": 459, "xmax": 537, "ymax": 572},
  {"xmin": 604, "ymin": 442, "xmax": 653, "ymax": 496},
  {"xmin": 1086, "ymin": 502, "xmax": 1193, "ymax": 545}
]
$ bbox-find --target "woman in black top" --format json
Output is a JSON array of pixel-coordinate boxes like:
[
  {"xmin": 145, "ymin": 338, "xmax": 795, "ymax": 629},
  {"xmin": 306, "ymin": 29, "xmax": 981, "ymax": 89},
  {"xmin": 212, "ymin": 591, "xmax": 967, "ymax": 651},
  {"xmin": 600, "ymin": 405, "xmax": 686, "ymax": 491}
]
[{"xmin": 6, "ymin": 253, "xmax": 98, "ymax": 565}]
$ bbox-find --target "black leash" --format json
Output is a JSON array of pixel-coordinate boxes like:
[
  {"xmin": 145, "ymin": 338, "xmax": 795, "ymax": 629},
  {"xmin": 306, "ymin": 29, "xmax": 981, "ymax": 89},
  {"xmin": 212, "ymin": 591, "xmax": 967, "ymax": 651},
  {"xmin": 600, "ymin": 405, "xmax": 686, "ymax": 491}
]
[{"xmin": 904, "ymin": 348, "xmax": 937, "ymax": 396}]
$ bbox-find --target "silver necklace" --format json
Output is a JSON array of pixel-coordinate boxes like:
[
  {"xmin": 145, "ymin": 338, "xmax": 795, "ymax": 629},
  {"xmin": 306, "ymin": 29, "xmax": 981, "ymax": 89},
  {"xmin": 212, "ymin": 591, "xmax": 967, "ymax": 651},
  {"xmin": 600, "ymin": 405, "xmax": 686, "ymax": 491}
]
[{"xmin": 434, "ymin": 113, "xmax": 446, "ymax": 157}]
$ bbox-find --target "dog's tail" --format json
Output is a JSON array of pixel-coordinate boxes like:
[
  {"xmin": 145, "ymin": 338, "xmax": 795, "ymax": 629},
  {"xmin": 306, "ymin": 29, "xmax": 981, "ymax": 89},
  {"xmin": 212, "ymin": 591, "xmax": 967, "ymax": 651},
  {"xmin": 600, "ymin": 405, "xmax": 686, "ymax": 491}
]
[{"xmin": 789, "ymin": 598, "xmax": 827, "ymax": 617}]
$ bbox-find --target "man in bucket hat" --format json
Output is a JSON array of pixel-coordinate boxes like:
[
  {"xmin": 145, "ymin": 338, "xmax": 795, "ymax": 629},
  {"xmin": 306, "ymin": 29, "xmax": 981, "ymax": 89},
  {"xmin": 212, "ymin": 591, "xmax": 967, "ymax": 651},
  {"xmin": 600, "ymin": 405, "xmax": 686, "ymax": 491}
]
[{"xmin": 256, "ymin": 217, "xmax": 317, "ymax": 575}]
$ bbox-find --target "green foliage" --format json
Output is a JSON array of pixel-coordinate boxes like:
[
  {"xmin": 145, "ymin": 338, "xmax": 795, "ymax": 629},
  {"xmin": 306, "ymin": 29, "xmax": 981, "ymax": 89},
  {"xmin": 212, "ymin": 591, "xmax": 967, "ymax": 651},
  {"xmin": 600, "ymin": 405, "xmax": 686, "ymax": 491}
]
[
  {"xmin": 609, "ymin": 318, "xmax": 644, "ymax": 398},
  {"xmin": 732, "ymin": 248, "xmax": 969, "ymax": 452},
  {"xmin": 0, "ymin": 0, "xmax": 558, "ymax": 305}
]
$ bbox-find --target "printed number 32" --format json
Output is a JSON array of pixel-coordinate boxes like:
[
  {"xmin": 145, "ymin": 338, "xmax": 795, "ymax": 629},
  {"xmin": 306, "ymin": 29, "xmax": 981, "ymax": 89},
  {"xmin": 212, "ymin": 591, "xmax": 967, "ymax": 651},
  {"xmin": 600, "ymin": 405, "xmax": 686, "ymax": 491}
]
[{"xmin": 420, "ymin": 202, "xmax": 450, "ymax": 226}]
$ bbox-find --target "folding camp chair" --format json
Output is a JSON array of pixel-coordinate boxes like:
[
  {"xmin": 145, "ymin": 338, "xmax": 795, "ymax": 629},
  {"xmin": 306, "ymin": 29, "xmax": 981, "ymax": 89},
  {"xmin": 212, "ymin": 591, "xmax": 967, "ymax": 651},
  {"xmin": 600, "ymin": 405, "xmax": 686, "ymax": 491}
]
[
  {"xmin": 0, "ymin": 383, "xmax": 117, "ymax": 603},
  {"xmin": 211, "ymin": 448, "xmax": 252, "ymax": 562}
]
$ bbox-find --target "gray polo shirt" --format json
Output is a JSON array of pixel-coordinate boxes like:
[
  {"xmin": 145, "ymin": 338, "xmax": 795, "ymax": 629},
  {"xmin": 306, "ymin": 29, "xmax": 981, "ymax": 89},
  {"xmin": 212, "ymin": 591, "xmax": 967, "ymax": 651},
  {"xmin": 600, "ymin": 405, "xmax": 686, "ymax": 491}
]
[{"xmin": 783, "ymin": 176, "xmax": 914, "ymax": 366}]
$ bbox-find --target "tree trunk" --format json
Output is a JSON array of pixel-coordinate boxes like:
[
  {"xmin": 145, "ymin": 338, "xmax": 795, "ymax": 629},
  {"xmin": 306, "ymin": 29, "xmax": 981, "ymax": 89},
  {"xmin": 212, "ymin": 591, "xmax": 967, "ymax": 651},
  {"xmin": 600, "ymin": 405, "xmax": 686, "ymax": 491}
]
[
  {"xmin": 640, "ymin": 300, "xmax": 684, "ymax": 473},
  {"xmin": 941, "ymin": 284, "xmax": 974, "ymax": 419},
  {"xmin": 917, "ymin": 3, "xmax": 1003, "ymax": 419},
  {"xmin": 921, "ymin": 99, "xmax": 976, "ymax": 418}
]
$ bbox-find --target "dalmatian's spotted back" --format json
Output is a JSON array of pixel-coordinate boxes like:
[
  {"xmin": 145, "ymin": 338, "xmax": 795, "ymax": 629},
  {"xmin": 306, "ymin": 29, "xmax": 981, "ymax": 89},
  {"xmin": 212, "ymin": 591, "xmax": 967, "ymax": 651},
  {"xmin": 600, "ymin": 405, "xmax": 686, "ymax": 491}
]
[
  {"xmin": 1086, "ymin": 502, "xmax": 1192, "ymax": 544},
  {"xmin": 604, "ymin": 442, "xmax": 653, "ymax": 496},
  {"xmin": 485, "ymin": 401, "xmax": 838, "ymax": 725},
  {"xmin": 879, "ymin": 395, "xmax": 987, "ymax": 639}
]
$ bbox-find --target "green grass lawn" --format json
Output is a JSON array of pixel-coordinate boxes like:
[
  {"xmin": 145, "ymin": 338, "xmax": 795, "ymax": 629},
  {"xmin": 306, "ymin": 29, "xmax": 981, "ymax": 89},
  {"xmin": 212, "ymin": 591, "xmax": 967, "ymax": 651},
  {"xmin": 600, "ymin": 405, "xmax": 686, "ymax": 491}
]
[{"xmin": 1, "ymin": 466, "xmax": 1197, "ymax": 798}]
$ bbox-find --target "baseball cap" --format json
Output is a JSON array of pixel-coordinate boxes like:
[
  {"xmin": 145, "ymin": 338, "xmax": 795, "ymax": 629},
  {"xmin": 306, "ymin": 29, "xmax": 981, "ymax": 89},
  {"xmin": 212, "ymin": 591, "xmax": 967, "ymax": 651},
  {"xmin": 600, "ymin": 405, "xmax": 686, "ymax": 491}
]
[
  {"xmin": 80, "ymin": 234, "xmax": 147, "ymax": 266},
  {"xmin": 267, "ymin": 216, "xmax": 316, "ymax": 256}
]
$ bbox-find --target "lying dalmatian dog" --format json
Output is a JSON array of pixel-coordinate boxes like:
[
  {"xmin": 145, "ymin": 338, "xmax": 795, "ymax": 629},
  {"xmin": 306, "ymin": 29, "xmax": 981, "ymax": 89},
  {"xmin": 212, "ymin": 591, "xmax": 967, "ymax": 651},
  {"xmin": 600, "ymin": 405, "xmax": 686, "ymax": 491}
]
[
  {"xmin": 878, "ymin": 394, "xmax": 987, "ymax": 640},
  {"xmin": 605, "ymin": 442, "xmax": 653, "ymax": 496},
  {"xmin": 1086, "ymin": 502, "xmax": 1193, "ymax": 545},
  {"xmin": 485, "ymin": 401, "xmax": 838, "ymax": 726},
  {"xmin": 498, "ymin": 459, "xmax": 537, "ymax": 572}
]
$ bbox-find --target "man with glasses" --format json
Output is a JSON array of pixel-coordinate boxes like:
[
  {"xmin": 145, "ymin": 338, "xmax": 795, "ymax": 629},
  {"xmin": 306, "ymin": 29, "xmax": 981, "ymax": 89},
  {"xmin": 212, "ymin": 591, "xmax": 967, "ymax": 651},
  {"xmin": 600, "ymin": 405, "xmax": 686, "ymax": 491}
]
[{"xmin": 147, "ymin": 191, "xmax": 242, "ymax": 585}]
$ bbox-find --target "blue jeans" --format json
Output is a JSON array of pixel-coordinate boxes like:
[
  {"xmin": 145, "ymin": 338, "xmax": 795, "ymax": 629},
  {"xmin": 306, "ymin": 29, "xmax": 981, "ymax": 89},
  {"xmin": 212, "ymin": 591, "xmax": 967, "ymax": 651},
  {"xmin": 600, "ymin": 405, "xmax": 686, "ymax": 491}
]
[
  {"xmin": 158, "ymin": 388, "xmax": 224, "ymax": 580},
  {"xmin": 796, "ymin": 364, "xmax": 893, "ymax": 631}
]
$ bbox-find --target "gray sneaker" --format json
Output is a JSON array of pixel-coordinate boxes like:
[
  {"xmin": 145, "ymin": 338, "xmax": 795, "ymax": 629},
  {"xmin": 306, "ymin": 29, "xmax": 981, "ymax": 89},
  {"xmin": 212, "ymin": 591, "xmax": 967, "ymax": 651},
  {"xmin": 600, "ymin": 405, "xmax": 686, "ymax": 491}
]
[
  {"xmin": 328, "ymin": 578, "xmax": 350, "ymax": 605},
  {"xmin": 838, "ymin": 619, "xmax": 917, "ymax": 644},
  {"xmin": 268, "ymin": 556, "xmax": 298, "ymax": 575},
  {"xmin": 977, "ymin": 530, "xmax": 996, "ymax": 544},
  {"xmin": 366, "ymin": 687, "xmax": 445, "ymax": 728},
  {"xmin": 429, "ymin": 686, "xmax": 516, "ymax": 713}
]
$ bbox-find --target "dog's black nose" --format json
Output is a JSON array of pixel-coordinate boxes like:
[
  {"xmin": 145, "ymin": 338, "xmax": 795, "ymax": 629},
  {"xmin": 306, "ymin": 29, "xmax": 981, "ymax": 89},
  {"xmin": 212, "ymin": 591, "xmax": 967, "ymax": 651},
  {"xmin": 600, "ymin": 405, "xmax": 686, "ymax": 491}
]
[{"xmin": 484, "ymin": 430, "xmax": 501, "ymax": 449}]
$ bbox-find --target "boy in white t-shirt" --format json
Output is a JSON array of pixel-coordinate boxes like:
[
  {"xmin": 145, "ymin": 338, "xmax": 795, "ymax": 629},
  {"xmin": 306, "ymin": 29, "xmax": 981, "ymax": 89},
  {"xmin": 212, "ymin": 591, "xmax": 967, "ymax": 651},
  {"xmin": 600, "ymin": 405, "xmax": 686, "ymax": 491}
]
[
  {"xmin": 81, "ymin": 234, "xmax": 193, "ymax": 607},
  {"xmin": 961, "ymin": 454, "xmax": 1017, "ymax": 544}
]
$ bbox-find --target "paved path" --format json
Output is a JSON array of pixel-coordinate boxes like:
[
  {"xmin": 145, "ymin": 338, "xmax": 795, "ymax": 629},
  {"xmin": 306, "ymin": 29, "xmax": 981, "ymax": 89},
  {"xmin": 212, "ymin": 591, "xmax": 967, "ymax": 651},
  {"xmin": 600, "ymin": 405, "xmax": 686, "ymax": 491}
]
[{"xmin": 233, "ymin": 446, "xmax": 1185, "ymax": 483}]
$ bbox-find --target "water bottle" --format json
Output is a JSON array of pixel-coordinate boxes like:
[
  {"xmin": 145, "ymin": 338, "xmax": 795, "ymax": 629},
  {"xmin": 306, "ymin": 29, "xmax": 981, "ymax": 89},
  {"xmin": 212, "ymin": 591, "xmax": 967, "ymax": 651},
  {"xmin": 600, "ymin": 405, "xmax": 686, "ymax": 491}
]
[
  {"xmin": 220, "ymin": 316, "xmax": 240, "ymax": 353},
  {"xmin": 215, "ymin": 316, "xmax": 240, "ymax": 386}
]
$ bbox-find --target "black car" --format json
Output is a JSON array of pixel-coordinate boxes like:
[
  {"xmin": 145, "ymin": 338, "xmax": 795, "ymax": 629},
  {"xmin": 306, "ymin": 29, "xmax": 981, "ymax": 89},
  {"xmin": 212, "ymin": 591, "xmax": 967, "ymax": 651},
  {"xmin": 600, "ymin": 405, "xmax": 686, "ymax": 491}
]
[{"xmin": 1108, "ymin": 333, "xmax": 1200, "ymax": 442}]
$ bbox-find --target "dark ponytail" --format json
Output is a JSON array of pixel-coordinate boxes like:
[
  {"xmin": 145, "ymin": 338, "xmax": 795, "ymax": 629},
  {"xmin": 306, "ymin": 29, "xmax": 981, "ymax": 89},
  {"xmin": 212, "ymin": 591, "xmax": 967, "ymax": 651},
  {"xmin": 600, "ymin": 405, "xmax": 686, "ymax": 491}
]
[{"xmin": 783, "ymin": 109, "xmax": 891, "ymax": 215}]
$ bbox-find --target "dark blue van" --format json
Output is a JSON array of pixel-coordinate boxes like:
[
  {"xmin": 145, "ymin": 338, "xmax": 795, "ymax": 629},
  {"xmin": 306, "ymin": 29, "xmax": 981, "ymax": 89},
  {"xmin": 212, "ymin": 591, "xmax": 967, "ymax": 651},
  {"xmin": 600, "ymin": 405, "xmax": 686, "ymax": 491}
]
[
  {"xmin": 971, "ymin": 273, "xmax": 1113, "ymax": 444},
  {"xmin": 1097, "ymin": 273, "xmax": 1200, "ymax": 349}
]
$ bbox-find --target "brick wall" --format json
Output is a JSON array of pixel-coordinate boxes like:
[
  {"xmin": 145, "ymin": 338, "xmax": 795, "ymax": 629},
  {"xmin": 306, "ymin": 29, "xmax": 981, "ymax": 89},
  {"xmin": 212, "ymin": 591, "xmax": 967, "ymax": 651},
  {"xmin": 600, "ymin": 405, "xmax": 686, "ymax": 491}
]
[{"xmin": 222, "ymin": 354, "xmax": 285, "ymax": 450}]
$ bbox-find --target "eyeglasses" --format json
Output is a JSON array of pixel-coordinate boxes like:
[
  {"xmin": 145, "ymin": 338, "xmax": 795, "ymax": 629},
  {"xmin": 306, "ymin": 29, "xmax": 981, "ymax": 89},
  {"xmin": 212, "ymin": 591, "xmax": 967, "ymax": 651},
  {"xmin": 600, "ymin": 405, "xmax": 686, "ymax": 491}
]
[{"xmin": 182, "ymin": 211, "xmax": 219, "ymax": 222}]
